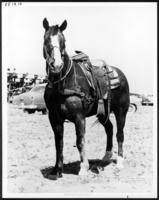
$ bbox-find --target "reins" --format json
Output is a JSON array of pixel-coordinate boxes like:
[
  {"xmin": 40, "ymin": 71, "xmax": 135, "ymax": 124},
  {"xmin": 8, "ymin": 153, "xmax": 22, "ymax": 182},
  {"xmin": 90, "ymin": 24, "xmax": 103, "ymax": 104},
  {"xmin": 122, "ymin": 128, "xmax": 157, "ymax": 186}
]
[{"xmin": 52, "ymin": 59, "xmax": 73, "ymax": 84}]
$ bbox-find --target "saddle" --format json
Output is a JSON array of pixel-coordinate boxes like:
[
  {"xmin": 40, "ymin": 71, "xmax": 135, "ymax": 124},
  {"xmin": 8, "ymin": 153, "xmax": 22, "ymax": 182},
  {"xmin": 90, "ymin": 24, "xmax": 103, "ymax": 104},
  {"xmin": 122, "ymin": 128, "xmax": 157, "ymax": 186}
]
[
  {"xmin": 72, "ymin": 51, "xmax": 120, "ymax": 99},
  {"xmin": 71, "ymin": 50, "xmax": 89, "ymax": 62},
  {"xmin": 91, "ymin": 61, "xmax": 120, "ymax": 91}
]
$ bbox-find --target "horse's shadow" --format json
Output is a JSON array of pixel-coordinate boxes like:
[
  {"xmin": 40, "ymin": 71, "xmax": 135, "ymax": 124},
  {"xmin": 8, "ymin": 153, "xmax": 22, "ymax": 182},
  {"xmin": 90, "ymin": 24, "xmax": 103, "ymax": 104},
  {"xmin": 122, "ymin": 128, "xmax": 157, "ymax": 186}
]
[{"xmin": 41, "ymin": 158, "xmax": 116, "ymax": 180}]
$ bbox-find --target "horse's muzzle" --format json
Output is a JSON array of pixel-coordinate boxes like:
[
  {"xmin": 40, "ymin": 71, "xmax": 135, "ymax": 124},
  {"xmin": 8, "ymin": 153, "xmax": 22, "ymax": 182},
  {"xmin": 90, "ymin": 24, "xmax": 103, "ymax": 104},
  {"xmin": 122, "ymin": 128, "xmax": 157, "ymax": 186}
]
[{"xmin": 49, "ymin": 63, "xmax": 64, "ymax": 75}]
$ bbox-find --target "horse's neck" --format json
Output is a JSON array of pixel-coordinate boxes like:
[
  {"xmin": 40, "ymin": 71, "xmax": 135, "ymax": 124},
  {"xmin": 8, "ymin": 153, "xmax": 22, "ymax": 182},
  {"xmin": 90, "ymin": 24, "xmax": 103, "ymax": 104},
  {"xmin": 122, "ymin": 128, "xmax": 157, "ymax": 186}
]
[
  {"xmin": 60, "ymin": 53, "xmax": 72, "ymax": 78},
  {"xmin": 63, "ymin": 53, "xmax": 70, "ymax": 72},
  {"xmin": 48, "ymin": 52, "xmax": 74, "ymax": 90}
]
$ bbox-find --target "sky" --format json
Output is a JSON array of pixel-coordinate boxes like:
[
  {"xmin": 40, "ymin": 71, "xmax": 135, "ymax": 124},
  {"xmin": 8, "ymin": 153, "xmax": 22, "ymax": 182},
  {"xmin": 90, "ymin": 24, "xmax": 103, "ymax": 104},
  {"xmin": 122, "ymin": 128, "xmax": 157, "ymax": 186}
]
[{"xmin": 2, "ymin": 2, "xmax": 157, "ymax": 94}]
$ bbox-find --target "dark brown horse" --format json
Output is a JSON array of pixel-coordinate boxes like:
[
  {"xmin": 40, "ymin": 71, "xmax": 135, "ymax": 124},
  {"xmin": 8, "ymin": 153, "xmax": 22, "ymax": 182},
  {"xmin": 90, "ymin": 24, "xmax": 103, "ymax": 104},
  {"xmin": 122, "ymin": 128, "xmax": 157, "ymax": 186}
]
[{"xmin": 43, "ymin": 18, "xmax": 130, "ymax": 179}]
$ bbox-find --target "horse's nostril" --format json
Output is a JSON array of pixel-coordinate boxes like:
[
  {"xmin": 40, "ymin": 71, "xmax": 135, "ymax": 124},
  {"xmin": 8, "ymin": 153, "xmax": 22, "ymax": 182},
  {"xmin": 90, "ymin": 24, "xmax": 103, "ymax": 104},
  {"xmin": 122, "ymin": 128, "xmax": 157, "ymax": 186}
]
[
  {"xmin": 49, "ymin": 44, "xmax": 53, "ymax": 50},
  {"xmin": 48, "ymin": 58, "xmax": 55, "ymax": 66},
  {"xmin": 50, "ymin": 63, "xmax": 55, "ymax": 69}
]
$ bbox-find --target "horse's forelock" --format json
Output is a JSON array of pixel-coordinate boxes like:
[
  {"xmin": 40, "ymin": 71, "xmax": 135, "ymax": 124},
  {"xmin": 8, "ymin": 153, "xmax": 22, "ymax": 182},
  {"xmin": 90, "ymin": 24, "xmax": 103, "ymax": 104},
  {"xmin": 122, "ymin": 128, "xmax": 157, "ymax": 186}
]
[{"xmin": 50, "ymin": 25, "xmax": 59, "ymax": 35}]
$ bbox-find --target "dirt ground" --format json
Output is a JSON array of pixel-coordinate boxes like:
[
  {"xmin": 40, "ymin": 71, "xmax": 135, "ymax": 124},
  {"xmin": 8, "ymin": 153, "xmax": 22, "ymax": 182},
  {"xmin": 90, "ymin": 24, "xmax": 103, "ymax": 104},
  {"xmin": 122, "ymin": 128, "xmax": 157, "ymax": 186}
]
[{"xmin": 6, "ymin": 103, "xmax": 156, "ymax": 197}]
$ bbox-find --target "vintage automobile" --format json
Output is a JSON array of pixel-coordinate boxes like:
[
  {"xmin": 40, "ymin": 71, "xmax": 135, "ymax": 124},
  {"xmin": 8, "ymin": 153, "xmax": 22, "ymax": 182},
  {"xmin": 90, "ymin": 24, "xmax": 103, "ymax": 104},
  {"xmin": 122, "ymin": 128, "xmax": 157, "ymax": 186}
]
[
  {"xmin": 12, "ymin": 83, "xmax": 138, "ymax": 114},
  {"xmin": 128, "ymin": 94, "xmax": 141, "ymax": 112},
  {"xmin": 12, "ymin": 83, "xmax": 47, "ymax": 114},
  {"xmin": 141, "ymin": 94, "xmax": 153, "ymax": 106},
  {"xmin": 128, "ymin": 103, "xmax": 137, "ymax": 112}
]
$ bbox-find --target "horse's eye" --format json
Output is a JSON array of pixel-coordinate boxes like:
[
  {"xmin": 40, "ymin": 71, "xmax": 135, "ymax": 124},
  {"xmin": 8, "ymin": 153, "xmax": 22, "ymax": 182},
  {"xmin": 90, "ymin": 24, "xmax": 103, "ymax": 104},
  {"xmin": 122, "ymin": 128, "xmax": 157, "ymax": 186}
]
[{"xmin": 47, "ymin": 38, "xmax": 50, "ymax": 42}]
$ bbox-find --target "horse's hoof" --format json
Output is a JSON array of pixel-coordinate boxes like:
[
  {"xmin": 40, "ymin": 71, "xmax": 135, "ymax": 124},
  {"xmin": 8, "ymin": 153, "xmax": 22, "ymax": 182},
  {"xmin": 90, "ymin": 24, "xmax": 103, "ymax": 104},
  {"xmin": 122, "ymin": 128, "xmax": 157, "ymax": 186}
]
[
  {"xmin": 116, "ymin": 163, "xmax": 124, "ymax": 169},
  {"xmin": 48, "ymin": 171, "xmax": 62, "ymax": 180},
  {"xmin": 79, "ymin": 168, "xmax": 88, "ymax": 176},
  {"xmin": 102, "ymin": 151, "xmax": 113, "ymax": 162},
  {"xmin": 79, "ymin": 162, "xmax": 89, "ymax": 176},
  {"xmin": 116, "ymin": 156, "xmax": 124, "ymax": 169},
  {"xmin": 90, "ymin": 165, "xmax": 100, "ymax": 174},
  {"xmin": 48, "ymin": 174, "xmax": 58, "ymax": 180}
]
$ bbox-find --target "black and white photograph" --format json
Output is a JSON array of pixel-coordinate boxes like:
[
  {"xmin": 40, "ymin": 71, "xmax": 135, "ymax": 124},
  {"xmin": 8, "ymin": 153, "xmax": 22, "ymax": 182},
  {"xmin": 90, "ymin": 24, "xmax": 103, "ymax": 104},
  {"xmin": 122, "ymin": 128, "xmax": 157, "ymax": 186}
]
[{"xmin": 2, "ymin": 2, "xmax": 157, "ymax": 198}]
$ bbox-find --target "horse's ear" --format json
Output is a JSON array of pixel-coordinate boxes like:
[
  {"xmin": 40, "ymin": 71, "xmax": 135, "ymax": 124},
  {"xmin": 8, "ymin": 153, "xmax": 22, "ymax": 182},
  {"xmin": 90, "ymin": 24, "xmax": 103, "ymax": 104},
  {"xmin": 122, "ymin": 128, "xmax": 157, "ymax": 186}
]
[
  {"xmin": 43, "ymin": 18, "xmax": 49, "ymax": 31},
  {"xmin": 59, "ymin": 20, "xmax": 67, "ymax": 32}
]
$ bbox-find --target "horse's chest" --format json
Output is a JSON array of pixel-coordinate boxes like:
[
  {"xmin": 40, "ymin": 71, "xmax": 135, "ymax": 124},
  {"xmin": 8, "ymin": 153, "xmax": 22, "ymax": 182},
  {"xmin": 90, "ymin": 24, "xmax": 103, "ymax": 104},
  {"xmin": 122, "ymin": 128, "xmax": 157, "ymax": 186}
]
[{"xmin": 51, "ymin": 100, "xmax": 67, "ymax": 114}]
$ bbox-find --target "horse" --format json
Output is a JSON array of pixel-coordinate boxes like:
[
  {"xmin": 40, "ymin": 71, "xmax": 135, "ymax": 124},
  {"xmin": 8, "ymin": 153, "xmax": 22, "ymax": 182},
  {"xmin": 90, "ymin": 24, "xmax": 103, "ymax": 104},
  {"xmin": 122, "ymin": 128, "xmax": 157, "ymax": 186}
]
[{"xmin": 42, "ymin": 18, "xmax": 130, "ymax": 179}]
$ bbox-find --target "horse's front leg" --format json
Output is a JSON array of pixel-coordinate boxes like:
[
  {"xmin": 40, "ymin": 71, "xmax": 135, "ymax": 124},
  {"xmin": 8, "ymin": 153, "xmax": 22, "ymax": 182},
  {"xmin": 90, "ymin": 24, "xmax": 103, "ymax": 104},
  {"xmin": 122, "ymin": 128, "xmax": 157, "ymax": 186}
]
[
  {"xmin": 48, "ymin": 111, "xmax": 64, "ymax": 179},
  {"xmin": 75, "ymin": 114, "xmax": 89, "ymax": 176}
]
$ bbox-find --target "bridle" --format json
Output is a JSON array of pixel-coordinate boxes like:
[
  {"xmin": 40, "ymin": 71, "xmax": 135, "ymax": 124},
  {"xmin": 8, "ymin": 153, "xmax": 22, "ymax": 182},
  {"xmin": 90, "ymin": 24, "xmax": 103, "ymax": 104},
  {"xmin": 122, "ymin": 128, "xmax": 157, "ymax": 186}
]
[
  {"xmin": 43, "ymin": 44, "xmax": 63, "ymax": 70},
  {"xmin": 43, "ymin": 43, "xmax": 73, "ymax": 85},
  {"xmin": 50, "ymin": 58, "xmax": 73, "ymax": 84}
]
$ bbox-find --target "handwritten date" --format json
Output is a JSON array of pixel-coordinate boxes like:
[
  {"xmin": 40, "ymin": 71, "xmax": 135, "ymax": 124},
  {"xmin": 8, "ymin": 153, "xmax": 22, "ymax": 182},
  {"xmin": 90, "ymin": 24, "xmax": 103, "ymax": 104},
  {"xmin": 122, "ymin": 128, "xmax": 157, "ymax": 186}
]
[{"xmin": 5, "ymin": 2, "xmax": 22, "ymax": 6}]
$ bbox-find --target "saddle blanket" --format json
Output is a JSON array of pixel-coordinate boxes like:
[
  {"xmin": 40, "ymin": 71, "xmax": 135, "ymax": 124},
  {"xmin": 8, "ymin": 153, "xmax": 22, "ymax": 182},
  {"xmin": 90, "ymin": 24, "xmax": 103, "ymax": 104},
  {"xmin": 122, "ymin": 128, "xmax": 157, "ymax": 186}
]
[{"xmin": 106, "ymin": 66, "xmax": 120, "ymax": 90}]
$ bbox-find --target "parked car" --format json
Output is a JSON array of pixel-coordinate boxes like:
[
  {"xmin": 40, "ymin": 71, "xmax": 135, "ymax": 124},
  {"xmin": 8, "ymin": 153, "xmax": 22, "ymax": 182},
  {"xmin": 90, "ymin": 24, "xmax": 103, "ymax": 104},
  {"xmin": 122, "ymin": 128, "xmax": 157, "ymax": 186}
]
[
  {"xmin": 128, "ymin": 103, "xmax": 137, "ymax": 112},
  {"xmin": 141, "ymin": 95, "xmax": 153, "ymax": 106},
  {"xmin": 12, "ymin": 84, "xmax": 47, "ymax": 114}
]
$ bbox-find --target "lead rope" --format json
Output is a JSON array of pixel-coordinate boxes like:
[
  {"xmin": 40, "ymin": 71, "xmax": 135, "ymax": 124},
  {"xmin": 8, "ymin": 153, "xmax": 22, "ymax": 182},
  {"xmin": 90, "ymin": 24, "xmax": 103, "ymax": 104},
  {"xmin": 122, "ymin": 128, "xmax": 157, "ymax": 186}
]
[{"xmin": 52, "ymin": 59, "xmax": 72, "ymax": 84}]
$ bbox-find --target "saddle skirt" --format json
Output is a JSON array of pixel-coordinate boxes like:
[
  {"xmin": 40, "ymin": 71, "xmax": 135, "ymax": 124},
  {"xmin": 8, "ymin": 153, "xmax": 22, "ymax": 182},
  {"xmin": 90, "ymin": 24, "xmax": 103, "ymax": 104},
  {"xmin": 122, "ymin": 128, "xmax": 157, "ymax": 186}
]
[
  {"xmin": 90, "ymin": 59, "xmax": 120, "ymax": 90},
  {"xmin": 72, "ymin": 51, "xmax": 120, "ymax": 99}
]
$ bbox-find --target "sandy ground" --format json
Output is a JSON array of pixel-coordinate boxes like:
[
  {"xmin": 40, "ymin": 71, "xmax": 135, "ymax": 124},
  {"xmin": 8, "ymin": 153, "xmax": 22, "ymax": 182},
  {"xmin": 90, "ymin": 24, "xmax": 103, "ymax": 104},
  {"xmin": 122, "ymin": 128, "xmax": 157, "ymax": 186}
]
[{"xmin": 6, "ymin": 103, "xmax": 156, "ymax": 197}]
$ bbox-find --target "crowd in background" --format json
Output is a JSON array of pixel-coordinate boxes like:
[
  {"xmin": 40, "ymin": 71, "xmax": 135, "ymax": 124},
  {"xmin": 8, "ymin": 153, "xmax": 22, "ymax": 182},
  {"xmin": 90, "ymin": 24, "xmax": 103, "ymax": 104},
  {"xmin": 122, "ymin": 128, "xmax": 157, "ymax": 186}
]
[{"xmin": 7, "ymin": 68, "xmax": 47, "ymax": 102}]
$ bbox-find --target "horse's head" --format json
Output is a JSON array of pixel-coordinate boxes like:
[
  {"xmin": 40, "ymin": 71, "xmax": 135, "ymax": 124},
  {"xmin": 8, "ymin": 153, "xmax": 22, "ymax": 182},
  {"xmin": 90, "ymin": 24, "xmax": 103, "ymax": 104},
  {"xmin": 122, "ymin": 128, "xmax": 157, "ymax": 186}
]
[{"xmin": 43, "ymin": 18, "xmax": 67, "ymax": 75}]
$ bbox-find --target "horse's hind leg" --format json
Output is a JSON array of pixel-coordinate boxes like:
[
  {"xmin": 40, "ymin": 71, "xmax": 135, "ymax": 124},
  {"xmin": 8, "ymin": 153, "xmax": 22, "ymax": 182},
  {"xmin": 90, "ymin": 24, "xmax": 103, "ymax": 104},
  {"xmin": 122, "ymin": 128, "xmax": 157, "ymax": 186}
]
[
  {"xmin": 102, "ymin": 119, "xmax": 114, "ymax": 161},
  {"xmin": 114, "ymin": 107, "xmax": 128, "ymax": 169},
  {"xmin": 74, "ymin": 114, "xmax": 89, "ymax": 176},
  {"xmin": 97, "ymin": 116, "xmax": 113, "ymax": 161}
]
